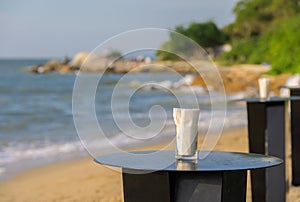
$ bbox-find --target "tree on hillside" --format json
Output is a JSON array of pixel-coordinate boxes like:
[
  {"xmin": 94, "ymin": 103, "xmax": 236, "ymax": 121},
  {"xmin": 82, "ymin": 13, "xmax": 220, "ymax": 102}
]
[
  {"xmin": 222, "ymin": 14, "xmax": 300, "ymax": 74},
  {"xmin": 175, "ymin": 22, "xmax": 228, "ymax": 48},
  {"xmin": 157, "ymin": 21, "xmax": 228, "ymax": 60},
  {"xmin": 221, "ymin": 0, "xmax": 300, "ymax": 74},
  {"xmin": 224, "ymin": 0, "xmax": 300, "ymax": 38}
]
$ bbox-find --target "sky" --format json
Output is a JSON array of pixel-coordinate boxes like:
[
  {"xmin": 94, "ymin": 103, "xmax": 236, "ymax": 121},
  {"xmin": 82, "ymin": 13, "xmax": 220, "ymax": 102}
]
[{"xmin": 0, "ymin": 0, "xmax": 239, "ymax": 58}]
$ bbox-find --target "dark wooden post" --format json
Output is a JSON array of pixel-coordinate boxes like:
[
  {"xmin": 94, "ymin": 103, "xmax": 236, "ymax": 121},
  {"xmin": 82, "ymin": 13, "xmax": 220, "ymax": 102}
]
[
  {"xmin": 290, "ymin": 88, "xmax": 300, "ymax": 186},
  {"xmin": 247, "ymin": 100, "xmax": 286, "ymax": 202}
]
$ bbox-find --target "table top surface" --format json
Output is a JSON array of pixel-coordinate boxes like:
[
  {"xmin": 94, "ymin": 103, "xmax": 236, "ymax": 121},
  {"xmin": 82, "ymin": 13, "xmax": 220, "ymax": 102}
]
[
  {"xmin": 281, "ymin": 85, "xmax": 300, "ymax": 90},
  {"xmin": 233, "ymin": 96, "xmax": 300, "ymax": 103},
  {"xmin": 94, "ymin": 150, "xmax": 283, "ymax": 172}
]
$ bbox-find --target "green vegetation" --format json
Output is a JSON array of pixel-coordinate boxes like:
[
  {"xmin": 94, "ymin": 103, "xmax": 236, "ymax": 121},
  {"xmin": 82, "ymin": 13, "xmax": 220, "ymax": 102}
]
[
  {"xmin": 223, "ymin": 14, "xmax": 300, "ymax": 74},
  {"xmin": 158, "ymin": 0, "xmax": 300, "ymax": 74},
  {"xmin": 175, "ymin": 22, "xmax": 228, "ymax": 48},
  {"xmin": 156, "ymin": 21, "xmax": 228, "ymax": 60},
  {"xmin": 250, "ymin": 15, "xmax": 300, "ymax": 74},
  {"xmin": 224, "ymin": 0, "xmax": 300, "ymax": 38},
  {"xmin": 222, "ymin": 0, "xmax": 300, "ymax": 74}
]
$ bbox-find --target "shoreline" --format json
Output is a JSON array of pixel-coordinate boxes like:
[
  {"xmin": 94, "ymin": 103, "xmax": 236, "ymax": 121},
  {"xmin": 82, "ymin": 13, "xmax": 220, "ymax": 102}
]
[
  {"xmin": 0, "ymin": 125, "xmax": 246, "ymax": 181},
  {"xmin": 28, "ymin": 59, "xmax": 292, "ymax": 96},
  {"xmin": 0, "ymin": 126, "xmax": 246, "ymax": 202},
  {"xmin": 1, "ymin": 126, "xmax": 300, "ymax": 201}
]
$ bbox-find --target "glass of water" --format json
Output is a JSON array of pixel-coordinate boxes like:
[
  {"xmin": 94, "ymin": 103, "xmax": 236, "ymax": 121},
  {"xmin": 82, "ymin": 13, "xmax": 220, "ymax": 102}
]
[{"xmin": 173, "ymin": 108, "xmax": 200, "ymax": 161}]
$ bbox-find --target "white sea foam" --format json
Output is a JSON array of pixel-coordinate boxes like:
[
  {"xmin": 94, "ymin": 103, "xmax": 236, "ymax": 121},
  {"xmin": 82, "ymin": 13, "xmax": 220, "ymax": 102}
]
[
  {"xmin": 0, "ymin": 167, "xmax": 5, "ymax": 175},
  {"xmin": 129, "ymin": 74, "xmax": 207, "ymax": 94},
  {"xmin": 0, "ymin": 141, "xmax": 85, "ymax": 165},
  {"xmin": 0, "ymin": 108, "xmax": 247, "ymax": 170}
]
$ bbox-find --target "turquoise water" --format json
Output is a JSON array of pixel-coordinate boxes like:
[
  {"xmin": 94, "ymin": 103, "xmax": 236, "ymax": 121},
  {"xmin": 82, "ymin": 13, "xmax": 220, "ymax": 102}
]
[{"xmin": 0, "ymin": 59, "xmax": 247, "ymax": 180}]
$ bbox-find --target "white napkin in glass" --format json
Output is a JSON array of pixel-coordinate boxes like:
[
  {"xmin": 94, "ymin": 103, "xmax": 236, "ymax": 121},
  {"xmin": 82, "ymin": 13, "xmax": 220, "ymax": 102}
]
[{"xmin": 173, "ymin": 108, "xmax": 200, "ymax": 156}]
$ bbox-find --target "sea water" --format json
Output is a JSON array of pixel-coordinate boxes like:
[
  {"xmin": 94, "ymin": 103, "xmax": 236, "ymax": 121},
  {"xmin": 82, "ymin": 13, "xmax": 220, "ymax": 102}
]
[{"xmin": 0, "ymin": 59, "xmax": 247, "ymax": 181}]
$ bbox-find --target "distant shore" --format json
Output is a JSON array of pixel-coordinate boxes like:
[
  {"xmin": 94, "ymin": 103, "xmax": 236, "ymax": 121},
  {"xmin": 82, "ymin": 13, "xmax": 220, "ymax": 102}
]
[
  {"xmin": 28, "ymin": 56, "xmax": 292, "ymax": 95},
  {"xmin": 1, "ymin": 126, "xmax": 300, "ymax": 202}
]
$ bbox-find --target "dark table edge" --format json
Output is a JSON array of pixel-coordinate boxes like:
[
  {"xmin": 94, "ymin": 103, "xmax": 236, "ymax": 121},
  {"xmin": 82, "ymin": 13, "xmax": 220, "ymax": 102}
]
[{"xmin": 94, "ymin": 150, "xmax": 283, "ymax": 172}]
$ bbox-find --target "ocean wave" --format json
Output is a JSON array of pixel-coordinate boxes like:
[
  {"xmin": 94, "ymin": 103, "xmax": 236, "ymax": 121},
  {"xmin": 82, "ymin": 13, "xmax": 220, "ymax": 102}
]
[
  {"xmin": 0, "ymin": 107, "xmax": 247, "ymax": 166},
  {"xmin": 0, "ymin": 109, "xmax": 247, "ymax": 179},
  {"xmin": 129, "ymin": 75, "xmax": 207, "ymax": 94},
  {"xmin": 0, "ymin": 141, "xmax": 85, "ymax": 165}
]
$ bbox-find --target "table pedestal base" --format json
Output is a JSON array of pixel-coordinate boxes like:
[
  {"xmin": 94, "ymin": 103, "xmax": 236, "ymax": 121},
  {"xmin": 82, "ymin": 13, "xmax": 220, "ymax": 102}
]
[
  {"xmin": 290, "ymin": 89, "xmax": 300, "ymax": 186},
  {"xmin": 247, "ymin": 101, "xmax": 286, "ymax": 202},
  {"xmin": 122, "ymin": 169, "xmax": 247, "ymax": 202}
]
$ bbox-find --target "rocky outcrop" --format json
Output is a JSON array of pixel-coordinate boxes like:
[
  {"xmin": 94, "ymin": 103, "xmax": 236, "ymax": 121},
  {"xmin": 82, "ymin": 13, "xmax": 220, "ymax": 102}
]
[
  {"xmin": 27, "ymin": 53, "xmax": 293, "ymax": 96},
  {"xmin": 28, "ymin": 59, "xmax": 79, "ymax": 74},
  {"xmin": 69, "ymin": 52, "xmax": 89, "ymax": 68},
  {"xmin": 29, "ymin": 52, "xmax": 114, "ymax": 74},
  {"xmin": 70, "ymin": 52, "xmax": 108, "ymax": 71},
  {"xmin": 192, "ymin": 64, "xmax": 291, "ymax": 96}
]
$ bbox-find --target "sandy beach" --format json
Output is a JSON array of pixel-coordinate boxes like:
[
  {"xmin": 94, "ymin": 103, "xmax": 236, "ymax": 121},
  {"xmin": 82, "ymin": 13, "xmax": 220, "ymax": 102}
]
[{"xmin": 1, "ymin": 126, "xmax": 300, "ymax": 202}]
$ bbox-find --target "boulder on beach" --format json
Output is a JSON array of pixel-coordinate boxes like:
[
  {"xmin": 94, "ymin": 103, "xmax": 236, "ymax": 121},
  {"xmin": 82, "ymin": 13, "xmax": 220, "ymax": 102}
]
[
  {"xmin": 70, "ymin": 52, "xmax": 110, "ymax": 71},
  {"xmin": 69, "ymin": 52, "xmax": 90, "ymax": 68}
]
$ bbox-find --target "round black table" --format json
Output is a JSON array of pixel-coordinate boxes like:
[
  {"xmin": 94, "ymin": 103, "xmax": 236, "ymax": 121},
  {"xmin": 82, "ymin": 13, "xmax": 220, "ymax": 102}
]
[{"xmin": 94, "ymin": 150, "xmax": 282, "ymax": 202}]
